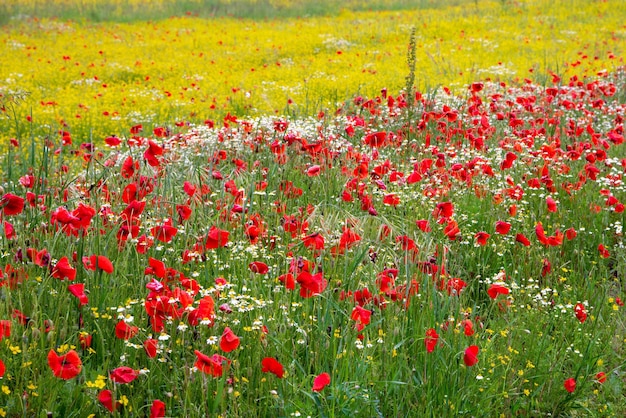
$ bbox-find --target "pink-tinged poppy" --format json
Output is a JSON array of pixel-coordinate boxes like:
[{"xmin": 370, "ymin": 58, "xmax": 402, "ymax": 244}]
[
  {"xmin": 261, "ymin": 357, "xmax": 285, "ymax": 378},
  {"xmin": 546, "ymin": 196, "xmax": 558, "ymax": 212},
  {"xmin": 51, "ymin": 257, "xmax": 76, "ymax": 281},
  {"xmin": 474, "ymin": 231, "xmax": 490, "ymax": 246},
  {"xmin": 203, "ymin": 226, "xmax": 229, "ymax": 249},
  {"xmin": 194, "ymin": 350, "xmax": 230, "ymax": 377},
  {"xmin": 487, "ymin": 283, "xmax": 509, "ymax": 299},
  {"xmin": 0, "ymin": 320, "xmax": 11, "ymax": 340},
  {"xmin": 495, "ymin": 221, "xmax": 511, "ymax": 235},
  {"xmin": 1, "ymin": 193, "xmax": 25, "ymax": 216},
  {"xmin": 150, "ymin": 399, "xmax": 166, "ymax": 418},
  {"xmin": 82, "ymin": 255, "xmax": 114, "ymax": 274},
  {"xmin": 98, "ymin": 389, "xmax": 117, "ymax": 412},
  {"xmin": 47, "ymin": 349, "xmax": 82, "ymax": 379},
  {"xmin": 595, "ymin": 371, "xmax": 607, "ymax": 384},
  {"xmin": 446, "ymin": 278, "xmax": 467, "ymax": 296},
  {"xmin": 68, "ymin": 283, "xmax": 88, "ymax": 306},
  {"xmin": 564, "ymin": 378, "xmax": 576, "ymax": 393},
  {"xmin": 249, "ymin": 261, "xmax": 269, "ymax": 275},
  {"xmin": 115, "ymin": 320, "xmax": 138, "ymax": 340},
  {"xmin": 463, "ymin": 345, "xmax": 479, "ymax": 367},
  {"xmin": 598, "ymin": 244, "xmax": 610, "ymax": 259},
  {"xmin": 574, "ymin": 303, "xmax": 587, "ymax": 323},
  {"xmin": 302, "ymin": 233, "xmax": 325, "ymax": 250},
  {"xmin": 515, "ymin": 233, "xmax": 530, "ymax": 246},
  {"xmin": 151, "ymin": 219, "xmax": 178, "ymax": 243},
  {"xmin": 144, "ymin": 338, "xmax": 158, "ymax": 358},
  {"xmin": 306, "ymin": 165, "xmax": 321, "ymax": 176},
  {"xmin": 110, "ymin": 366, "xmax": 139, "ymax": 384},
  {"xmin": 312, "ymin": 372, "xmax": 331, "ymax": 392},
  {"xmin": 425, "ymin": 328, "xmax": 439, "ymax": 353},
  {"xmin": 219, "ymin": 327, "xmax": 240, "ymax": 353}
]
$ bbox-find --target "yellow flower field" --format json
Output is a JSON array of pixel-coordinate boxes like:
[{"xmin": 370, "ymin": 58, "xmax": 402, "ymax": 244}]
[{"xmin": 1, "ymin": 0, "xmax": 625, "ymax": 144}]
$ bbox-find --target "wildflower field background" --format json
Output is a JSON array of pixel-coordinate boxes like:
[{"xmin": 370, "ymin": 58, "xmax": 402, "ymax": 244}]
[{"xmin": 0, "ymin": 0, "xmax": 625, "ymax": 416}]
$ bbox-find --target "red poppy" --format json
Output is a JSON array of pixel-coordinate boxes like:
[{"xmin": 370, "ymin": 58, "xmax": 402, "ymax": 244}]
[
  {"xmin": 151, "ymin": 219, "xmax": 178, "ymax": 243},
  {"xmin": 68, "ymin": 283, "xmax": 88, "ymax": 306},
  {"xmin": 78, "ymin": 332, "xmax": 92, "ymax": 349},
  {"xmin": 474, "ymin": 231, "xmax": 490, "ymax": 246},
  {"xmin": 312, "ymin": 372, "xmax": 331, "ymax": 392},
  {"xmin": 515, "ymin": 233, "xmax": 531, "ymax": 246},
  {"xmin": 82, "ymin": 255, "xmax": 114, "ymax": 274},
  {"xmin": 115, "ymin": 320, "xmax": 138, "ymax": 340},
  {"xmin": 351, "ymin": 306, "xmax": 372, "ymax": 331},
  {"xmin": 364, "ymin": 131, "xmax": 387, "ymax": 147},
  {"xmin": 150, "ymin": 399, "xmax": 166, "ymax": 418},
  {"xmin": 564, "ymin": 378, "xmax": 576, "ymax": 393},
  {"xmin": 0, "ymin": 359, "xmax": 4, "ymax": 378},
  {"xmin": 98, "ymin": 389, "xmax": 117, "ymax": 412},
  {"xmin": 219, "ymin": 327, "xmax": 240, "ymax": 352},
  {"xmin": 302, "ymin": 233, "xmax": 325, "ymax": 250},
  {"xmin": 495, "ymin": 221, "xmax": 511, "ymax": 235},
  {"xmin": 487, "ymin": 283, "xmax": 509, "ymax": 299},
  {"xmin": 249, "ymin": 261, "xmax": 269, "ymax": 275},
  {"xmin": 51, "ymin": 257, "xmax": 76, "ymax": 281},
  {"xmin": 415, "ymin": 219, "xmax": 431, "ymax": 232},
  {"xmin": 598, "ymin": 244, "xmax": 610, "ymax": 258},
  {"xmin": 261, "ymin": 357, "xmax": 285, "ymax": 378},
  {"xmin": 461, "ymin": 319, "xmax": 475, "ymax": 336},
  {"xmin": 565, "ymin": 228, "xmax": 577, "ymax": 240},
  {"xmin": 383, "ymin": 193, "xmax": 401, "ymax": 207},
  {"xmin": 574, "ymin": 303, "xmax": 587, "ymax": 323},
  {"xmin": 203, "ymin": 226, "xmax": 229, "ymax": 249},
  {"xmin": 47, "ymin": 349, "xmax": 82, "ymax": 379},
  {"xmin": 595, "ymin": 371, "xmax": 607, "ymax": 384},
  {"xmin": 425, "ymin": 328, "xmax": 439, "ymax": 353},
  {"xmin": 463, "ymin": 345, "xmax": 479, "ymax": 367},
  {"xmin": 105, "ymin": 136, "xmax": 121, "ymax": 147},
  {"xmin": 144, "ymin": 338, "xmax": 158, "ymax": 358},
  {"xmin": 0, "ymin": 320, "xmax": 11, "ymax": 340},
  {"xmin": 1, "ymin": 193, "xmax": 25, "ymax": 216},
  {"xmin": 296, "ymin": 271, "xmax": 328, "ymax": 298},
  {"xmin": 110, "ymin": 366, "xmax": 139, "ymax": 384},
  {"xmin": 278, "ymin": 273, "xmax": 296, "ymax": 290},
  {"xmin": 194, "ymin": 350, "xmax": 230, "ymax": 377}
]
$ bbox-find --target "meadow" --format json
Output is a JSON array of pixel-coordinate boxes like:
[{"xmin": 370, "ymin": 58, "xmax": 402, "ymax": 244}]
[{"xmin": 0, "ymin": 0, "xmax": 625, "ymax": 416}]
